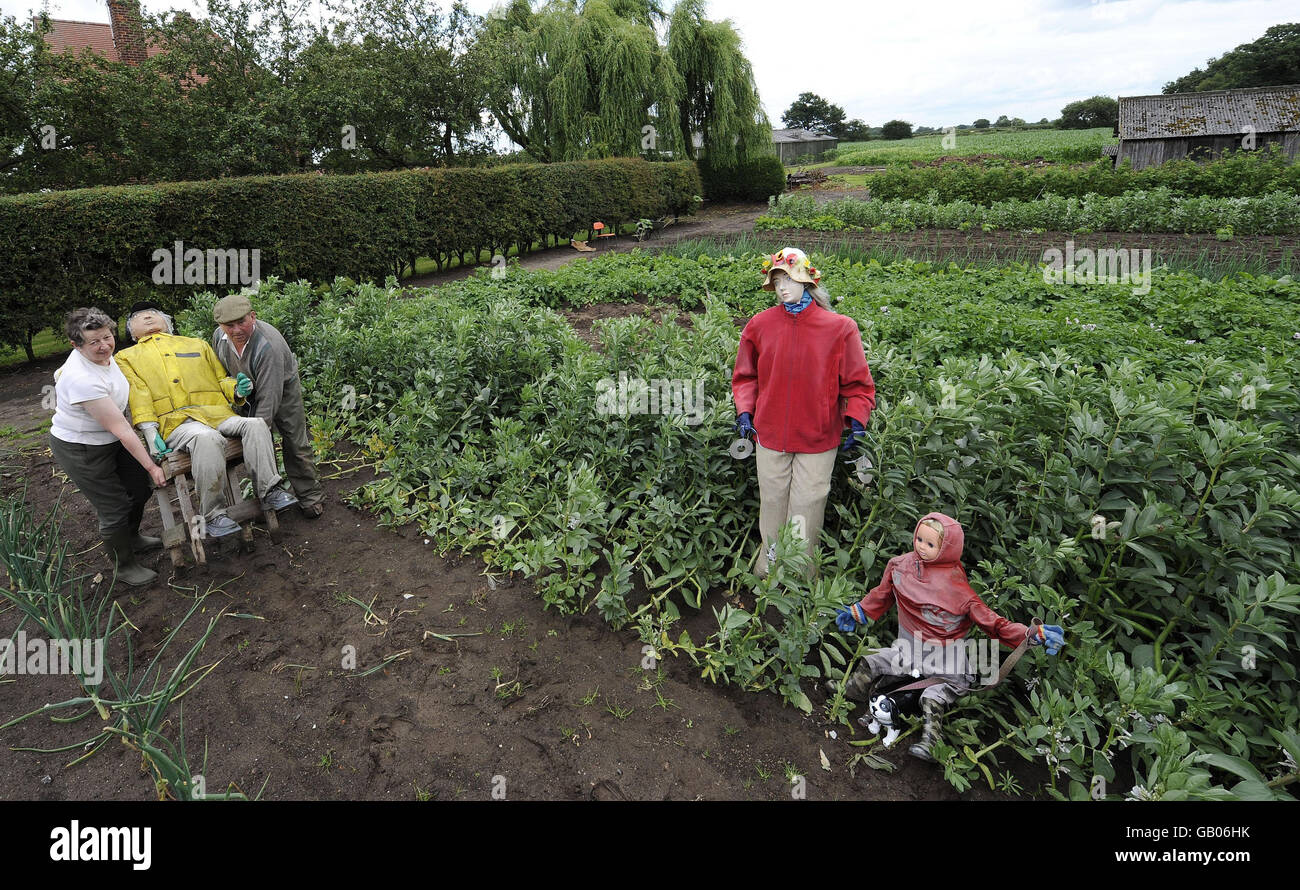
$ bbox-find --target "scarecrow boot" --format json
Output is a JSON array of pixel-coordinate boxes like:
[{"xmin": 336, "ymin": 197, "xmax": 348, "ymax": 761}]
[
  {"xmin": 908, "ymin": 698, "xmax": 946, "ymax": 762},
  {"xmin": 105, "ymin": 528, "xmax": 157, "ymax": 588},
  {"xmin": 824, "ymin": 662, "xmax": 879, "ymax": 700}
]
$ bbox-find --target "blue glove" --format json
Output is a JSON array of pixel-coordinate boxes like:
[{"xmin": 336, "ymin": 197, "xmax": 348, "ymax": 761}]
[
  {"xmin": 234, "ymin": 372, "xmax": 254, "ymax": 398},
  {"xmin": 1028, "ymin": 624, "xmax": 1065, "ymax": 655},
  {"xmin": 835, "ymin": 603, "xmax": 865, "ymax": 633},
  {"xmin": 735, "ymin": 412, "xmax": 756, "ymax": 440},
  {"xmin": 840, "ymin": 418, "xmax": 865, "ymax": 453}
]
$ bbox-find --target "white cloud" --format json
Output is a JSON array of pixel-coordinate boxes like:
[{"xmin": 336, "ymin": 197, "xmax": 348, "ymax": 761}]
[{"xmin": 7, "ymin": 0, "xmax": 1293, "ymax": 128}]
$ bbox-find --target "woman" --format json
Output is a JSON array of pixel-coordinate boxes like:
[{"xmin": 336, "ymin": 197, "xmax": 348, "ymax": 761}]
[
  {"xmin": 731, "ymin": 247, "xmax": 876, "ymax": 577},
  {"xmin": 48, "ymin": 307, "xmax": 167, "ymax": 587}
]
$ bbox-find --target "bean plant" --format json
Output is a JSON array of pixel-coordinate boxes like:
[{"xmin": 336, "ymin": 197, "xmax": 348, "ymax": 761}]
[{"xmin": 178, "ymin": 251, "xmax": 1300, "ymax": 799}]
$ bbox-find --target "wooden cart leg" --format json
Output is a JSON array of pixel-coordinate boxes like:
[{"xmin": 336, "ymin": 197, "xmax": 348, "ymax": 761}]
[
  {"xmin": 173, "ymin": 472, "xmax": 207, "ymax": 567},
  {"xmin": 154, "ymin": 487, "xmax": 183, "ymax": 570}
]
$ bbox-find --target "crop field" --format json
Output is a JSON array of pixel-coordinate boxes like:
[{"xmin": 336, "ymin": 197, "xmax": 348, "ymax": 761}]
[
  {"xmin": 758, "ymin": 190, "xmax": 1300, "ymax": 236},
  {"xmin": 158, "ymin": 250, "xmax": 1300, "ymax": 800},
  {"xmin": 832, "ymin": 128, "xmax": 1116, "ymax": 166}
]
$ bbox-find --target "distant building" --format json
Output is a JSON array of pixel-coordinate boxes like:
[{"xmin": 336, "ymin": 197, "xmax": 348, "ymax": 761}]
[
  {"xmin": 1113, "ymin": 84, "xmax": 1300, "ymax": 170},
  {"xmin": 41, "ymin": 1, "xmax": 155, "ymax": 65},
  {"xmin": 39, "ymin": 1, "xmax": 209, "ymax": 90},
  {"xmin": 772, "ymin": 128, "xmax": 838, "ymax": 165}
]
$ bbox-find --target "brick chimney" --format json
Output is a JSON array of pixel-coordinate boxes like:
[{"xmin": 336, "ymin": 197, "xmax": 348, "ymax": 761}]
[{"xmin": 107, "ymin": 0, "xmax": 147, "ymax": 65}]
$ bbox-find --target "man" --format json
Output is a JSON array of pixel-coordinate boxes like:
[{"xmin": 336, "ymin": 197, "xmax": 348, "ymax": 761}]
[
  {"xmin": 116, "ymin": 303, "xmax": 298, "ymax": 540},
  {"xmin": 210, "ymin": 290, "xmax": 324, "ymax": 518}
]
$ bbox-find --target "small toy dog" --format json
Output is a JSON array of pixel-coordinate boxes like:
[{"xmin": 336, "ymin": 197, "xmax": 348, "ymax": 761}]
[{"xmin": 858, "ymin": 693, "xmax": 901, "ymax": 747}]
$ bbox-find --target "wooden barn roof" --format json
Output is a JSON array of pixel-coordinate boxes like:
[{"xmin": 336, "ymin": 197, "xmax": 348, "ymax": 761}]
[
  {"xmin": 1118, "ymin": 84, "xmax": 1300, "ymax": 140},
  {"xmin": 772, "ymin": 128, "xmax": 838, "ymax": 143}
]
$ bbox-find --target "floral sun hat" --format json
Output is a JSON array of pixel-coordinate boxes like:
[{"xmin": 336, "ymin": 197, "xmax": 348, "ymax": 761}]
[{"xmin": 760, "ymin": 246, "xmax": 821, "ymax": 290}]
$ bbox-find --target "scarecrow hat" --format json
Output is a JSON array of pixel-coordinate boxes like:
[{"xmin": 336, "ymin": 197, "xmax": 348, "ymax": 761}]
[{"xmin": 760, "ymin": 247, "xmax": 821, "ymax": 290}]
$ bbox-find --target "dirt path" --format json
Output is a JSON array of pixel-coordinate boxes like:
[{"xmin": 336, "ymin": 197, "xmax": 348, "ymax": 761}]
[
  {"xmin": 402, "ymin": 200, "xmax": 770, "ymax": 289},
  {"xmin": 0, "ymin": 355, "xmax": 1018, "ymax": 801}
]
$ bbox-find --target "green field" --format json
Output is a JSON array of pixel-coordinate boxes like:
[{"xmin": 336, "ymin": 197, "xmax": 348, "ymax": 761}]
[
  {"xmin": 831, "ymin": 127, "xmax": 1116, "ymax": 166},
  {"xmin": 177, "ymin": 253, "xmax": 1300, "ymax": 800}
]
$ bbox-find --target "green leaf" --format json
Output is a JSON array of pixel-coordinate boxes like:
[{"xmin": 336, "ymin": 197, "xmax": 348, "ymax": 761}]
[
  {"xmin": 1268, "ymin": 728, "xmax": 1300, "ymax": 767},
  {"xmin": 1229, "ymin": 778, "xmax": 1284, "ymax": 801},
  {"xmin": 1124, "ymin": 540, "xmax": 1167, "ymax": 576},
  {"xmin": 1093, "ymin": 751, "xmax": 1115, "ymax": 782},
  {"xmin": 788, "ymin": 690, "xmax": 813, "ymax": 714},
  {"xmin": 1200, "ymin": 751, "xmax": 1263, "ymax": 782}
]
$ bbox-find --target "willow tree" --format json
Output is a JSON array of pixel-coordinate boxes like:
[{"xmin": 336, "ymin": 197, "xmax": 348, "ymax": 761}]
[
  {"xmin": 666, "ymin": 0, "xmax": 769, "ymax": 165},
  {"xmin": 481, "ymin": 0, "xmax": 768, "ymax": 164}
]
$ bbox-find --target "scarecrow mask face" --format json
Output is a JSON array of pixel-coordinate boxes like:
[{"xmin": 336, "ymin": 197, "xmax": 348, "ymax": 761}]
[
  {"xmin": 773, "ymin": 270, "xmax": 805, "ymax": 303},
  {"xmin": 129, "ymin": 310, "xmax": 169, "ymax": 339}
]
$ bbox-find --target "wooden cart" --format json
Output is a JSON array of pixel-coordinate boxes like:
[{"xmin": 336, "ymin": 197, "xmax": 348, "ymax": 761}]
[{"xmin": 153, "ymin": 438, "xmax": 280, "ymax": 570}]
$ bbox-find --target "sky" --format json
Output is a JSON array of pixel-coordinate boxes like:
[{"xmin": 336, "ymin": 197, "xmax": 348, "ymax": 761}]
[{"xmin": 4, "ymin": 0, "xmax": 1293, "ymax": 132}]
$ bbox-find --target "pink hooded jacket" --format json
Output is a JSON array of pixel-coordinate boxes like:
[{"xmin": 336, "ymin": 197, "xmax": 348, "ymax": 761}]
[{"xmin": 854, "ymin": 512, "xmax": 1030, "ymax": 648}]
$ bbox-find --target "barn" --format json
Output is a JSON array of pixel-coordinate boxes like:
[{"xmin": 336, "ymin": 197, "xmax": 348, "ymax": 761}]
[
  {"xmin": 771, "ymin": 128, "xmax": 838, "ymax": 165},
  {"xmin": 1113, "ymin": 84, "xmax": 1300, "ymax": 170}
]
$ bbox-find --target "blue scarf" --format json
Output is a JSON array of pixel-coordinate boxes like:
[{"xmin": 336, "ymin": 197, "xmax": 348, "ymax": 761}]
[{"xmin": 782, "ymin": 290, "xmax": 813, "ymax": 315}]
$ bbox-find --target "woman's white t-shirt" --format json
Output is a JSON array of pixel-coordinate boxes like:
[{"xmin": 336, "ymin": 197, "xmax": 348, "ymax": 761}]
[{"xmin": 50, "ymin": 349, "xmax": 131, "ymax": 446}]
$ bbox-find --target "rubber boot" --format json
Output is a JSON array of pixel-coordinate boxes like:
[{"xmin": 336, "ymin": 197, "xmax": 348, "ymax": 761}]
[
  {"xmin": 908, "ymin": 698, "xmax": 946, "ymax": 762},
  {"xmin": 131, "ymin": 528, "xmax": 162, "ymax": 551},
  {"xmin": 106, "ymin": 528, "xmax": 157, "ymax": 588}
]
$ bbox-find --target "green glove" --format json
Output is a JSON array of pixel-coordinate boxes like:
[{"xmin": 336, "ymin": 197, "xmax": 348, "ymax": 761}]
[
  {"xmin": 140, "ymin": 422, "xmax": 171, "ymax": 458},
  {"xmin": 234, "ymin": 372, "xmax": 254, "ymax": 398}
]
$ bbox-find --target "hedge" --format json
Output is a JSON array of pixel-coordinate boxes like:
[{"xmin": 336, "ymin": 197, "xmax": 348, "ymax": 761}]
[
  {"xmin": 864, "ymin": 145, "xmax": 1300, "ymax": 205},
  {"xmin": 698, "ymin": 154, "xmax": 785, "ymax": 202},
  {"xmin": 0, "ymin": 157, "xmax": 700, "ymax": 358}
]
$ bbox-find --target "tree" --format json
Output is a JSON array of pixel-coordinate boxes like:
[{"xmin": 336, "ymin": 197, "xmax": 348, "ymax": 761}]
[
  {"xmin": 994, "ymin": 114, "xmax": 1010, "ymax": 128},
  {"xmin": 781, "ymin": 91, "xmax": 845, "ymax": 135},
  {"xmin": 880, "ymin": 119, "xmax": 912, "ymax": 140},
  {"xmin": 1058, "ymin": 95, "xmax": 1118, "ymax": 130},
  {"xmin": 302, "ymin": 0, "xmax": 495, "ymax": 171},
  {"xmin": 481, "ymin": 0, "xmax": 768, "ymax": 166},
  {"xmin": 973, "ymin": 118, "xmax": 990, "ymax": 129},
  {"xmin": 1, "ymin": 12, "xmax": 194, "ymax": 191},
  {"xmin": 666, "ymin": 0, "xmax": 770, "ymax": 165},
  {"xmin": 837, "ymin": 118, "xmax": 870, "ymax": 142},
  {"xmin": 149, "ymin": 0, "xmax": 494, "ymax": 176},
  {"xmin": 1163, "ymin": 23, "xmax": 1300, "ymax": 93}
]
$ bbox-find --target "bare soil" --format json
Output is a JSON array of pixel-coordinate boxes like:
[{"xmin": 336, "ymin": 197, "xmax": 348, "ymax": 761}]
[{"xmin": 0, "ymin": 352, "xmax": 1022, "ymax": 801}]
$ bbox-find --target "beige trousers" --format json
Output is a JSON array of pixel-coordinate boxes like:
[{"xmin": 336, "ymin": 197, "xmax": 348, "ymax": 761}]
[
  {"xmin": 166, "ymin": 416, "xmax": 282, "ymax": 521},
  {"xmin": 754, "ymin": 442, "xmax": 838, "ymax": 577}
]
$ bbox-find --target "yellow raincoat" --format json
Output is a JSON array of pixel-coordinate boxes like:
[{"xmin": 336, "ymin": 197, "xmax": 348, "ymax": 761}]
[{"xmin": 116, "ymin": 332, "xmax": 243, "ymax": 440}]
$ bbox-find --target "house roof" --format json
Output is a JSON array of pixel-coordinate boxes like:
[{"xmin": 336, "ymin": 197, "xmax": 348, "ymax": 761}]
[
  {"xmin": 41, "ymin": 18, "xmax": 164, "ymax": 62},
  {"xmin": 1118, "ymin": 84, "xmax": 1300, "ymax": 140},
  {"xmin": 772, "ymin": 128, "xmax": 838, "ymax": 143}
]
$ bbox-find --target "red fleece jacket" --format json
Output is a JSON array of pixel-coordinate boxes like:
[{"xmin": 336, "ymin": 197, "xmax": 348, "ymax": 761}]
[
  {"xmin": 731, "ymin": 300, "xmax": 876, "ymax": 453},
  {"xmin": 855, "ymin": 512, "xmax": 1030, "ymax": 648}
]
